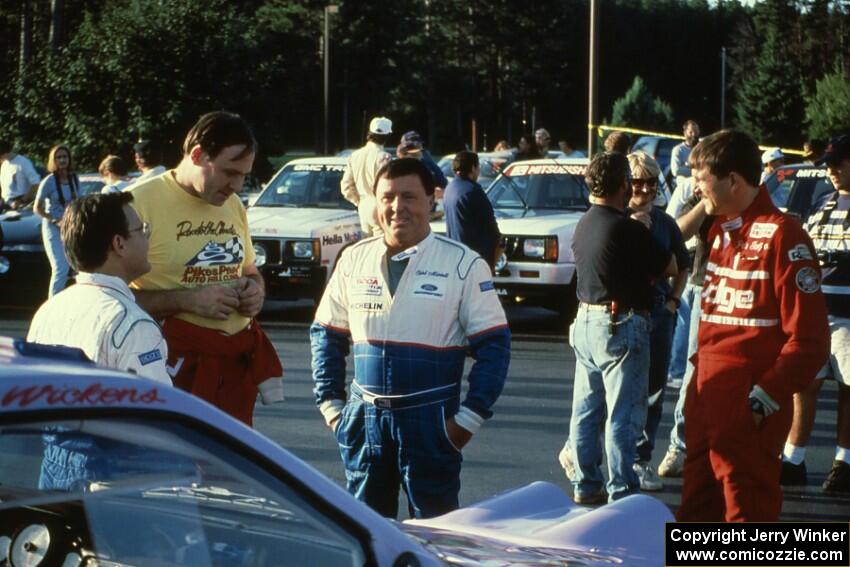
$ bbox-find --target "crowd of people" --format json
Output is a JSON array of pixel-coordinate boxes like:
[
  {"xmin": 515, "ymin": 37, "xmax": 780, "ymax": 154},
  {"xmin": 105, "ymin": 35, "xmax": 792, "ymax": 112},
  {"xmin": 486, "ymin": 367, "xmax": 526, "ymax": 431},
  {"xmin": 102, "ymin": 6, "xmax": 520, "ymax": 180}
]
[{"xmin": 4, "ymin": 109, "xmax": 849, "ymax": 523}]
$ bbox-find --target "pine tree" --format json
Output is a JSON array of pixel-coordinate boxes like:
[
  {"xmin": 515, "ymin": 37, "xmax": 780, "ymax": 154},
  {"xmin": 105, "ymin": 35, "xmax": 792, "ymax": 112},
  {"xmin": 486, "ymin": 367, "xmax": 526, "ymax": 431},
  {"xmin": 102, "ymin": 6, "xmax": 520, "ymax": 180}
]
[
  {"xmin": 610, "ymin": 76, "xmax": 675, "ymax": 132},
  {"xmin": 805, "ymin": 67, "xmax": 850, "ymax": 139}
]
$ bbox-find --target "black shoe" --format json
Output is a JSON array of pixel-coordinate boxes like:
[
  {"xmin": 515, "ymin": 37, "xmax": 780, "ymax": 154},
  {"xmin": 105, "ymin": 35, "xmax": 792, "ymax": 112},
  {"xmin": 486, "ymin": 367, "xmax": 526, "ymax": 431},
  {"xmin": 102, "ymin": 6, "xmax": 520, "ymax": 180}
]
[
  {"xmin": 780, "ymin": 460, "xmax": 807, "ymax": 486},
  {"xmin": 822, "ymin": 460, "xmax": 850, "ymax": 494}
]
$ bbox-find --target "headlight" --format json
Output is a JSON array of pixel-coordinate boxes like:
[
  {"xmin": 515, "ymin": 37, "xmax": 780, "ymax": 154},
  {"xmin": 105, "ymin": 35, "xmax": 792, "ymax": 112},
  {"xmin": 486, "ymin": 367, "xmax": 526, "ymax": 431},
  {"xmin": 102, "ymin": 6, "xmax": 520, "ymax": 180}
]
[
  {"xmin": 253, "ymin": 243, "xmax": 267, "ymax": 267},
  {"xmin": 522, "ymin": 236, "xmax": 558, "ymax": 261},
  {"xmin": 289, "ymin": 239, "xmax": 320, "ymax": 261}
]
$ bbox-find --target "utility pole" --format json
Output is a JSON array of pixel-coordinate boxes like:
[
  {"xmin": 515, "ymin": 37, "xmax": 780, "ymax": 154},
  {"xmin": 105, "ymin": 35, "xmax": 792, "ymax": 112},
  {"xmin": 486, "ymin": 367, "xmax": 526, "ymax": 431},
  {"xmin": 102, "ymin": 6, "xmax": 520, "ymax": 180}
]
[
  {"xmin": 587, "ymin": 0, "xmax": 599, "ymax": 157},
  {"xmin": 720, "ymin": 46, "xmax": 727, "ymax": 129},
  {"xmin": 323, "ymin": 5, "xmax": 338, "ymax": 155}
]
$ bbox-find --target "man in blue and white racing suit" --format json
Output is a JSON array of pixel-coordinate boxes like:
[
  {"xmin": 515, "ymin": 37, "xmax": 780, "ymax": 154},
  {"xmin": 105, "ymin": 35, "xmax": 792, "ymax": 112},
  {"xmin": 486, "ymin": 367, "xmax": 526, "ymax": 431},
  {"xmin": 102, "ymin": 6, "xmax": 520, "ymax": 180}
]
[{"xmin": 311, "ymin": 158, "xmax": 511, "ymax": 519}]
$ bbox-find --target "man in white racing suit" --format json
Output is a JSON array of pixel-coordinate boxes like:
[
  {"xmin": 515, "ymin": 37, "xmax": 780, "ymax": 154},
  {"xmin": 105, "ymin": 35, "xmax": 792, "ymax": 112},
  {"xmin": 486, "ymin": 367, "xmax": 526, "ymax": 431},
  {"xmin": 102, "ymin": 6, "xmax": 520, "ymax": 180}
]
[
  {"xmin": 312, "ymin": 158, "xmax": 511, "ymax": 519},
  {"xmin": 28, "ymin": 192, "xmax": 172, "ymax": 490}
]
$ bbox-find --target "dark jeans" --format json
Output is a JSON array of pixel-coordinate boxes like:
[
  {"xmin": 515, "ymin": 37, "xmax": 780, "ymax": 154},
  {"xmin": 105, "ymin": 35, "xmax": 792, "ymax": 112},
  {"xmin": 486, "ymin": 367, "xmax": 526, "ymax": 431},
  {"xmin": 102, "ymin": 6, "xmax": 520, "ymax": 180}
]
[{"xmin": 636, "ymin": 302, "xmax": 676, "ymax": 463}]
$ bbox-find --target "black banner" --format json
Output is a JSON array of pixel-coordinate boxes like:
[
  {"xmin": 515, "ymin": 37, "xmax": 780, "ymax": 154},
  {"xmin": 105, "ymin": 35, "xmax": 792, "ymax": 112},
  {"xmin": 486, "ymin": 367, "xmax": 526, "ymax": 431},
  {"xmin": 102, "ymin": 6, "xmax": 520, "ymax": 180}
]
[{"xmin": 666, "ymin": 523, "xmax": 850, "ymax": 567}]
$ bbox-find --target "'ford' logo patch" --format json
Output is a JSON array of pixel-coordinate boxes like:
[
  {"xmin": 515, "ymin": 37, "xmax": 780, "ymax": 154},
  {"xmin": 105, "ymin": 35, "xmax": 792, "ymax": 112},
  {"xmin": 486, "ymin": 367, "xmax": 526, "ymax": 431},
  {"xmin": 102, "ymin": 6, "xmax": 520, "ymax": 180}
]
[{"xmin": 421, "ymin": 284, "xmax": 438, "ymax": 291}]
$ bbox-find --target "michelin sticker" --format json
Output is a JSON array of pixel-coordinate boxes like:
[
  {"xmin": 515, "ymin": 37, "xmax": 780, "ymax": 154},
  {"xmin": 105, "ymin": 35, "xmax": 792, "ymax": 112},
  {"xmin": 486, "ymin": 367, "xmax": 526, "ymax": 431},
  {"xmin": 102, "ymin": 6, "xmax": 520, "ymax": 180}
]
[
  {"xmin": 795, "ymin": 266, "xmax": 820, "ymax": 294},
  {"xmin": 788, "ymin": 244, "xmax": 814, "ymax": 262}
]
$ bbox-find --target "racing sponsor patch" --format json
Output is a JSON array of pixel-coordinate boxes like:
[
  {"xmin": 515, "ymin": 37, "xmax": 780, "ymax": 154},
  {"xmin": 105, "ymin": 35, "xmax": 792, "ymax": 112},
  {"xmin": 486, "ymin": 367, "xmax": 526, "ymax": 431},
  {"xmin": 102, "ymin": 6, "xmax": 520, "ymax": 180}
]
[
  {"xmin": 788, "ymin": 244, "xmax": 814, "ymax": 262},
  {"xmin": 749, "ymin": 222, "xmax": 778, "ymax": 239},
  {"xmin": 795, "ymin": 266, "xmax": 820, "ymax": 294},
  {"xmin": 354, "ymin": 277, "xmax": 383, "ymax": 296},
  {"xmin": 479, "ymin": 280, "xmax": 495, "ymax": 292},
  {"xmin": 720, "ymin": 217, "xmax": 743, "ymax": 232},
  {"xmin": 505, "ymin": 164, "xmax": 585, "ymax": 176},
  {"xmin": 138, "ymin": 348, "xmax": 163, "ymax": 366},
  {"xmin": 412, "ymin": 280, "xmax": 445, "ymax": 300},
  {"xmin": 351, "ymin": 301, "xmax": 385, "ymax": 312}
]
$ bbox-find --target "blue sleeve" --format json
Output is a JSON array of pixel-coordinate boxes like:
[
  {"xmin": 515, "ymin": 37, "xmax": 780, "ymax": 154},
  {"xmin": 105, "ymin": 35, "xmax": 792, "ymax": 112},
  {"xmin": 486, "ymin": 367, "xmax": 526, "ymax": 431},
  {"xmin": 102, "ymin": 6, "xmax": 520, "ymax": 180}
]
[
  {"xmin": 463, "ymin": 326, "xmax": 511, "ymax": 419},
  {"xmin": 423, "ymin": 153, "xmax": 448, "ymax": 188},
  {"xmin": 310, "ymin": 322, "xmax": 350, "ymax": 405}
]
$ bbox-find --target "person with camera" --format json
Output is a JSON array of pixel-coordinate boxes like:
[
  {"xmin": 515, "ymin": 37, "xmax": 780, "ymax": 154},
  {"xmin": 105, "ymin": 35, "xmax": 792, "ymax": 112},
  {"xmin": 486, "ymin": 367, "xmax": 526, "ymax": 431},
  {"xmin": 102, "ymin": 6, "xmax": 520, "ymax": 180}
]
[{"xmin": 780, "ymin": 134, "xmax": 850, "ymax": 493}]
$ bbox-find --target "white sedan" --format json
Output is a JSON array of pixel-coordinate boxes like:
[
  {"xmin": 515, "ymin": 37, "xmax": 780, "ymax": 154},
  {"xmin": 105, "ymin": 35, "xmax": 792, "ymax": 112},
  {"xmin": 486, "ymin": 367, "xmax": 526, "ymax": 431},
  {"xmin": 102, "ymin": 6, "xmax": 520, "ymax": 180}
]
[{"xmin": 248, "ymin": 158, "xmax": 363, "ymax": 304}]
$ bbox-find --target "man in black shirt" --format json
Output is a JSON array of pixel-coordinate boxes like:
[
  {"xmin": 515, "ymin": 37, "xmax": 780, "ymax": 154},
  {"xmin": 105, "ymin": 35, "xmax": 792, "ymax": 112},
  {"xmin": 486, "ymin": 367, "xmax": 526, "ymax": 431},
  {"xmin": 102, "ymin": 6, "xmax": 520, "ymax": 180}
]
[{"xmin": 565, "ymin": 152, "xmax": 676, "ymax": 504}]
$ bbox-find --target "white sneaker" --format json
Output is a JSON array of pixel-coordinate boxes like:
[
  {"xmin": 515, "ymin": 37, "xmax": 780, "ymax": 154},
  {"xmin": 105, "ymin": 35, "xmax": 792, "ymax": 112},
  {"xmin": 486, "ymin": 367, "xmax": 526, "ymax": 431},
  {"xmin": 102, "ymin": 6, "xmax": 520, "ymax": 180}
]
[
  {"xmin": 558, "ymin": 443, "xmax": 575, "ymax": 481},
  {"xmin": 657, "ymin": 447, "xmax": 686, "ymax": 478},
  {"xmin": 634, "ymin": 461, "xmax": 663, "ymax": 491}
]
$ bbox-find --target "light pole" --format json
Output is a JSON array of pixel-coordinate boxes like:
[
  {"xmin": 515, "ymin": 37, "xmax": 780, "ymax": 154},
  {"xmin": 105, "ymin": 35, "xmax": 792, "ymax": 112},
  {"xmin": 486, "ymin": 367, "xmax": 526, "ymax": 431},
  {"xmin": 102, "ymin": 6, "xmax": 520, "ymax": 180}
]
[
  {"xmin": 720, "ymin": 46, "xmax": 727, "ymax": 129},
  {"xmin": 324, "ymin": 5, "xmax": 338, "ymax": 155},
  {"xmin": 587, "ymin": 0, "xmax": 599, "ymax": 157}
]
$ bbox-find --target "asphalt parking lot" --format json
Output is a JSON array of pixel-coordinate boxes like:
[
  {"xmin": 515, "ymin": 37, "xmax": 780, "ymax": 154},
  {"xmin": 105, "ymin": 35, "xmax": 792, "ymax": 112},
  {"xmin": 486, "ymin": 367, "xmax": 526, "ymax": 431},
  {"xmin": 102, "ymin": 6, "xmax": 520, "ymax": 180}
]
[{"xmin": 1, "ymin": 297, "xmax": 847, "ymax": 521}]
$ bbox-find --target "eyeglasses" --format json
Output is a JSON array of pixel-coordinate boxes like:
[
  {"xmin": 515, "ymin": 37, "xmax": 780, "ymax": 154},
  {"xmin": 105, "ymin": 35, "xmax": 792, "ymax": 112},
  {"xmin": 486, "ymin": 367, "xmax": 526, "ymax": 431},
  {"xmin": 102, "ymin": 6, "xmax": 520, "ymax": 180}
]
[
  {"xmin": 631, "ymin": 178, "xmax": 658, "ymax": 189},
  {"xmin": 129, "ymin": 221, "xmax": 151, "ymax": 238}
]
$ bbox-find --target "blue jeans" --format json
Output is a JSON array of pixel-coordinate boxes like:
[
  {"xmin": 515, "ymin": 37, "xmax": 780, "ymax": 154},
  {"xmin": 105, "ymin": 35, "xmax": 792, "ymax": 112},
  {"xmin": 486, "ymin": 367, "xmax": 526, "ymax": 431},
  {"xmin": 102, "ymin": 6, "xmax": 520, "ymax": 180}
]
[
  {"xmin": 42, "ymin": 220, "xmax": 70, "ymax": 297},
  {"xmin": 636, "ymin": 302, "xmax": 676, "ymax": 462},
  {"xmin": 669, "ymin": 283, "xmax": 702, "ymax": 452},
  {"xmin": 568, "ymin": 306, "xmax": 651, "ymax": 501},
  {"xmin": 668, "ymin": 284, "xmax": 693, "ymax": 380}
]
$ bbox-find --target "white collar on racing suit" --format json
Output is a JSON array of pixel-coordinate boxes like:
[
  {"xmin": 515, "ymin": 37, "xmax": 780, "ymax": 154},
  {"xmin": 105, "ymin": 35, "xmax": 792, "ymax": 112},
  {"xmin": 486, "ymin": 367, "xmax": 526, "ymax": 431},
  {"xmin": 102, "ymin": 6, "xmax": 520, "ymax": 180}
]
[{"xmin": 75, "ymin": 272, "xmax": 135, "ymax": 302}]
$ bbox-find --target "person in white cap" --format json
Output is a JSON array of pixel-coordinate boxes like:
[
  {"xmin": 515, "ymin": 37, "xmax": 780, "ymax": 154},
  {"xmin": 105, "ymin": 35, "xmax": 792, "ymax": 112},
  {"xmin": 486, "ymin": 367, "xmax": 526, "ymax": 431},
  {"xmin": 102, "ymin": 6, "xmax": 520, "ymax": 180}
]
[
  {"xmin": 760, "ymin": 147, "xmax": 784, "ymax": 184},
  {"xmin": 341, "ymin": 116, "xmax": 392, "ymax": 236}
]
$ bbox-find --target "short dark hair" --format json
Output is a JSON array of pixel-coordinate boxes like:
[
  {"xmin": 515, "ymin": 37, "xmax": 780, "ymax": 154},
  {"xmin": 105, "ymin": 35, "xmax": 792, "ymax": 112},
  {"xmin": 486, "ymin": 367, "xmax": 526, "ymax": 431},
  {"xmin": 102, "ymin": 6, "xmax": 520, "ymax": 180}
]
[
  {"xmin": 133, "ymin": 139, "xmax": 162, "ymax": 167},
  {"xmin": 62, "ymin": 193, "xmax": 133, "ymax": 272},
  {"xmin": 683, "ymin": 120, "xmax": 699, "ymax": 131},
  {"xmin": 452, "ymin": 151, "xmax": 479, "ymax": 178},
  {"xmin": 374, "ymin": 157, "xmax": 435, "ymax": 196},
  {"xmin": 585, "ymin": 152, "xmax": 630, "ymax": 197},
  {"xmin": 0, "ymin": 140, "xmax": 10, "ymax": 155},
  {"xmin": 183, "ymin": 111, "xmax": 257, "ymax": 160},
  {"xmin": 689, "ymin": 129, "xmax": 761, "ymax": 187},
  {"xmin": 604, "ymin": 131, "xmax": 631, "ymax": 154}
]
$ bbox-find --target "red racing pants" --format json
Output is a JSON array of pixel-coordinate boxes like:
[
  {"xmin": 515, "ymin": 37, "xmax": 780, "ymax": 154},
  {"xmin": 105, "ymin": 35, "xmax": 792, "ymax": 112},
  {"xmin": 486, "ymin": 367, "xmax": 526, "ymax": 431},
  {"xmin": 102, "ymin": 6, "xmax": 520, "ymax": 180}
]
[{"xmin": 678, "ymin": 355, "xmax": 791, "ymax": 522}]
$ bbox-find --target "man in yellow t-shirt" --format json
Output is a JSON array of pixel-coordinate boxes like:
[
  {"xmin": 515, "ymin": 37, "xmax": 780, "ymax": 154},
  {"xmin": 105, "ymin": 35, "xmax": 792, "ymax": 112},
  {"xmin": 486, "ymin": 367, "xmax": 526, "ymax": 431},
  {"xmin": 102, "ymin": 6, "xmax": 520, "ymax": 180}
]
[{"xmin": 131, "ymin": 111, "xmax": 282, "ymax": 425}]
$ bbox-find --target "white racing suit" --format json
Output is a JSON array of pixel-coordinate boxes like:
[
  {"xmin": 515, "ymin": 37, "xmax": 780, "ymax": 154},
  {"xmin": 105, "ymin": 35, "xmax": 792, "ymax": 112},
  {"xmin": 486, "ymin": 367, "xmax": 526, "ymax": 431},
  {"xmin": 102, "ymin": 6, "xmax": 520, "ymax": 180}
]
[
  {"xmin": 310, "ymin": 232, "xmax": 511, "ymax": 518},
  {"xmin": 27, "ymin": 272, "xmax": 173, "ymax": 490}
]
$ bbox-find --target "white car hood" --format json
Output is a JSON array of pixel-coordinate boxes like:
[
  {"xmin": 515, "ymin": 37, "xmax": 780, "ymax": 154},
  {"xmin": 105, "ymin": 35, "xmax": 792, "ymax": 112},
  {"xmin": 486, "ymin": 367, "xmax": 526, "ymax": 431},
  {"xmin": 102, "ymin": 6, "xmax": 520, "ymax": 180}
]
[
  {"xmin": 249, "ymin": 206, "xmax": 358, "ymax": 239},
  {"xmin": 493, "ymin": 208, "xmax": 584, "ymax": 236}
]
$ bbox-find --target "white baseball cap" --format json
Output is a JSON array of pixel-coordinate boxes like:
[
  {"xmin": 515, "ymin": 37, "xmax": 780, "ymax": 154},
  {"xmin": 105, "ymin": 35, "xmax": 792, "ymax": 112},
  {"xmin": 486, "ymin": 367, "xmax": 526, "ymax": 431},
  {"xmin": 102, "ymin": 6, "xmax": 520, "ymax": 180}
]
[
  {"xmin": 369, "ymin": 116, "xmax": 393, "ymax": 135},
  {"xmin": 761, "ymin": 147, "xmax": 784, "ymax": 165}
]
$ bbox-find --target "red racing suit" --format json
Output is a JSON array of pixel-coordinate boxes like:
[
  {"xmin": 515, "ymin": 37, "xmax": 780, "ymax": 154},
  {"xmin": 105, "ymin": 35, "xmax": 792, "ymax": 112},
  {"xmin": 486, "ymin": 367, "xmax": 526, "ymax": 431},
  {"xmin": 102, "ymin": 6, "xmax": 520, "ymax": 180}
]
[{"xmin": 678, "ymin": 187, "xmax": 829, "ymax": 521}]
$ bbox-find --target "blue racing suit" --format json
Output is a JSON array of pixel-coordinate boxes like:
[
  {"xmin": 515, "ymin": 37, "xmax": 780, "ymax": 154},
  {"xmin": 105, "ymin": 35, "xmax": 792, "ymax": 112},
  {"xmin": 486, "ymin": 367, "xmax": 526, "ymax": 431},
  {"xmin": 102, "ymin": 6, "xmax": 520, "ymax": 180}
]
[{"xmin": 310, "ymin": 232, "xmax": 511, "ymax": 518}]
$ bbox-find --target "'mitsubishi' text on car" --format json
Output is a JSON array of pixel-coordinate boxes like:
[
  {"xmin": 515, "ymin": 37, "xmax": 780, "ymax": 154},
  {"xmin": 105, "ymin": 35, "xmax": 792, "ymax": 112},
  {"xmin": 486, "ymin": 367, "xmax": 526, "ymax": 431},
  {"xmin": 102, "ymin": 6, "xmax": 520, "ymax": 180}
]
[
  {"xmin": 764, "ymin": 163, "xmax": 834, "ymax": 221},
  {"xmin": 0, "ymin": 338, "xmax": 672, "ymax": 566},
  {"xmin": 248, "ymin": 157, "xmax": 363, "ymax": 303},
  {"xmin": 433, "ymin": 158, "xmax": 590, "ymax": 318}
]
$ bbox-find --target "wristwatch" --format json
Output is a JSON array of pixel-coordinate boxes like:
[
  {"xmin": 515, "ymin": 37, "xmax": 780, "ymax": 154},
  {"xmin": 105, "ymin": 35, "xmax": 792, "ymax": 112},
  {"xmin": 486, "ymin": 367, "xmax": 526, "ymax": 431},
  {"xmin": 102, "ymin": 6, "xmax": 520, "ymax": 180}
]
[{"xmin": 749, "ymin": 397, "xmax": 766, "ymax": 416}]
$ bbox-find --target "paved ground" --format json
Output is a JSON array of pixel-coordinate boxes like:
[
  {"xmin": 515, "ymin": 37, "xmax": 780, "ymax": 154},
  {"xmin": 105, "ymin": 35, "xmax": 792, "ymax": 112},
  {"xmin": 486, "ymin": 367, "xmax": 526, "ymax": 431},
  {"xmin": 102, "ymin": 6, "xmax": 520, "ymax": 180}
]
[{"xmin": 0, "ymin": 299, "xmax": 847, "ymax": 521}]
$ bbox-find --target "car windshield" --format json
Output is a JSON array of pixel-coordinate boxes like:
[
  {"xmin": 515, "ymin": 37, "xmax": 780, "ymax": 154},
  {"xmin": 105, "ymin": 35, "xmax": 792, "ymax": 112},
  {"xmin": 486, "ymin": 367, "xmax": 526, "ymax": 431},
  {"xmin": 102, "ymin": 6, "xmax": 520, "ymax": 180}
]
[
  {"xmin": 439, "ymin": 154, "xmax": 511, "ymax": 182},
  {"xmin": 487, "ymin": 163, "xmax": 590, "ymax": 210},
  {"xmin": 256, "ymin": 164, "xmax": 354, "ymax": 209},
  {"xmin": 0, "ymin": 417, "xmax": 366, "ymax": 567}
]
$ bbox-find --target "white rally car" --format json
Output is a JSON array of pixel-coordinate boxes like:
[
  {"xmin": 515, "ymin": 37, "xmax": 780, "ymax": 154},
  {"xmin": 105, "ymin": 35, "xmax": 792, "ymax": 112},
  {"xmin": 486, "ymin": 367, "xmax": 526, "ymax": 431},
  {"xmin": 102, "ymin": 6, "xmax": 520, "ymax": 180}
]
[
  {"xmin": 433, "ymin": 158, "xmax": 590, "ymax": 317},
  {"xmin": 0, "ymin": 338, "xmax": 672, "ymax": 566},
  {"xmin": 248, "ymin": 158, "xmax": 363, "ymax": 303}
]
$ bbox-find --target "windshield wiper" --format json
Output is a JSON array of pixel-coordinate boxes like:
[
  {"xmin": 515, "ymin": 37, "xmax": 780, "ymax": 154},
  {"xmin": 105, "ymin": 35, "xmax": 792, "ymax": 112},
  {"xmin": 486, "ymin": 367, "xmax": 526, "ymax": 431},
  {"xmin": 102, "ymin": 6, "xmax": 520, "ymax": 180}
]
[{"xmin": 498, "ymin": 174, "xmax": 529, "ymax": 209}]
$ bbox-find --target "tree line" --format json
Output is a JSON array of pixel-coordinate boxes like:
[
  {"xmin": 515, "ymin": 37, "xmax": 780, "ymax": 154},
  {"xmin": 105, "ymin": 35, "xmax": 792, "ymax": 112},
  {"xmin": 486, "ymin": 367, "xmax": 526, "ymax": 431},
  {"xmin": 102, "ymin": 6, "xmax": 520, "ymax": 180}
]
[{"xmin": 0, "ymin": 0, "xmax": 848, "ymax": 175}]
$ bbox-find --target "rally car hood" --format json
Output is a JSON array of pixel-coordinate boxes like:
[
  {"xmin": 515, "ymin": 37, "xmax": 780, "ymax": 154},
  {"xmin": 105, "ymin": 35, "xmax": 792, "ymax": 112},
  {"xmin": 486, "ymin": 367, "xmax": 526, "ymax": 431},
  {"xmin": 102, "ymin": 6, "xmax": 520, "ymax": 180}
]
[
  {"xmin": 403, "ymin": 482, "xmax": 672, "ymax": 567},
  {"xmin": 432, "ymin": 208, "xmax": 584, "ymax": 238},
  {"xmin": 248, "ymin": 206, "xmax": 358, "ymax": 239},
  {"xmin": 493, "ymin": 208, "xmax": 585, "ymax": 236}
]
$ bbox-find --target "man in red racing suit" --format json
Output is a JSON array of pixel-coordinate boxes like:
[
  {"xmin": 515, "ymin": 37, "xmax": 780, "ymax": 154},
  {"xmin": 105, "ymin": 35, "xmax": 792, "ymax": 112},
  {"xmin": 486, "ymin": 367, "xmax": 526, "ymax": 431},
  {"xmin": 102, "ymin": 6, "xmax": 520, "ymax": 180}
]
[{"xmin": 677, "ymin": 129, "xmax": 829, "ymax": 521}]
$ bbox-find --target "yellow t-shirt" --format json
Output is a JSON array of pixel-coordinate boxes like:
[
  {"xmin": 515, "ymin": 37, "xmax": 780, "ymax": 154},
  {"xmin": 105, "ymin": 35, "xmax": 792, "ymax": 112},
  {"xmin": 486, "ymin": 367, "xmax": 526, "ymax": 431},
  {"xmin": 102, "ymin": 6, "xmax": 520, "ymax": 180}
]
[{"xmin": 130, "ymin": 171, "xmax": 256, "ymax": 335}]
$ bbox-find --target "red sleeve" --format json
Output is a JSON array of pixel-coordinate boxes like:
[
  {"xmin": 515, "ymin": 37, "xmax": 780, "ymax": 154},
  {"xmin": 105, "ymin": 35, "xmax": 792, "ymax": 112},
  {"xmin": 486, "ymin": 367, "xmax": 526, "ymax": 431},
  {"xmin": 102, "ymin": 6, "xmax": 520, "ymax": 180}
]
[{"xmin": 757, "ymin": 219, "xmax": 829, "ymax": 402}]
